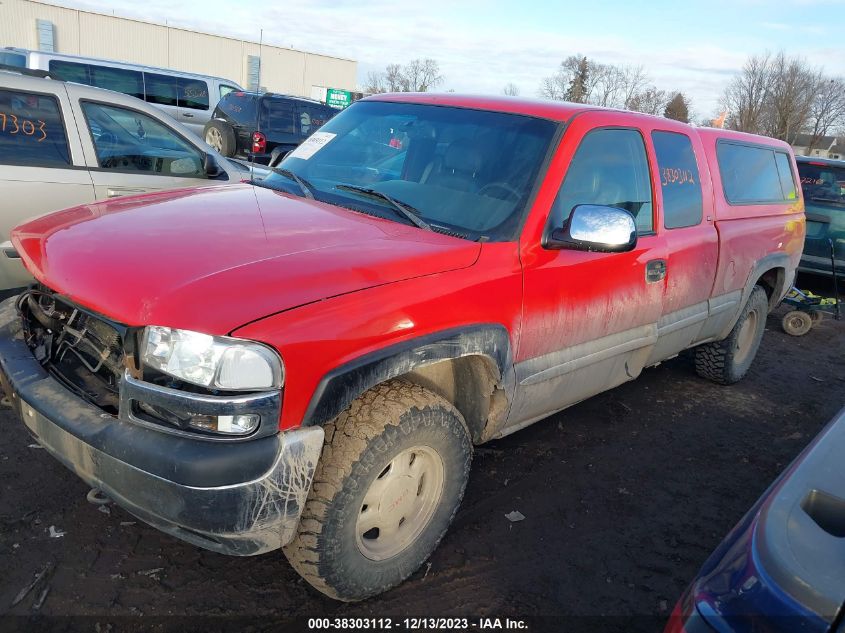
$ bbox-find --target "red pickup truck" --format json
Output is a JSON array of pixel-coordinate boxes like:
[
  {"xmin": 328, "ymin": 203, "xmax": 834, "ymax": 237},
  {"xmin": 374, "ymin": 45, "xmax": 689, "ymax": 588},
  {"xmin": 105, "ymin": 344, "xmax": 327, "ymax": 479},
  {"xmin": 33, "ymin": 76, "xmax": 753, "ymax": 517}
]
[{"xmin": 0, "ymin": 93, "xmax": 804, "ymax": 601}]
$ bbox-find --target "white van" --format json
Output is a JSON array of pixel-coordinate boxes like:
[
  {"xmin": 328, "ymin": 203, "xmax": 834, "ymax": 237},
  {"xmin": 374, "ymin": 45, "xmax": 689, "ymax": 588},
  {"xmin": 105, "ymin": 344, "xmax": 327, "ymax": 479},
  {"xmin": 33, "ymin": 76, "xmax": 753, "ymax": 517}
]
[{"xmin": 1, "ymin": 47, "xmax": 243, "ymax": 135}]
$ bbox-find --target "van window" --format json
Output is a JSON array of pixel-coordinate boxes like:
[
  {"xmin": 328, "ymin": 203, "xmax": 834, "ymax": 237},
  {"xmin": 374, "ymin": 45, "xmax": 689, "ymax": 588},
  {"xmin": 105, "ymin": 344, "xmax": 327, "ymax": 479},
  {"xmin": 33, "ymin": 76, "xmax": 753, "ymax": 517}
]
[
  {"xmin": 774, "ymin": 152, "xmax": 797, "ymax": 200},
  {"xmin": 0, "ymin": 52, "xmax": 26, "ymax": 68},
  {"xmin": 220, "ymin": 84, "xmax": 238, "ymax": 99},
  {"xmin": 0, "ymin": 89, "xmax": 70, "ymax": 167},
  {"xmin": 144, "ymin": 73, "xmax": 178, "ymax": 107},
  {"xmin": 49, "ymin": 60, "xmax": 144, "ymax": 100},
  {"xmin": 81, "ymin": 101, "xmax": 205, "ymax": 177},
  {"xmin": 652, "ymin": 131, "xmax": 703, "ymax": 229},
  {"xmin": 49, "ymin": 59, "xmax": 90, "ymax": 84},
  {"xmin": 551, "ymin": 128, "xmax": 653, "ymax": 233},
  {"xmin": 717, "ymin": 142, "xmax": 785, "ymax": 204},
  {"xmin": 177, "ymin": 78, "xmax": 209, "ymax": 111},
  {"xmin": 90, "ymin": 65, "xmax": 143, "ymax": 100}
]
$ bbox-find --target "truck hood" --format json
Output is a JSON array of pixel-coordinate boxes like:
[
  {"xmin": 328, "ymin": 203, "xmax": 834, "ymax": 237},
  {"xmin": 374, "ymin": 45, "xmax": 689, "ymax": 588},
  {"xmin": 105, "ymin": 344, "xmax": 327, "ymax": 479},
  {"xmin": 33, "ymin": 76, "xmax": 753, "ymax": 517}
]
[{"xmin": 12, "ymin": 184, "xmax": 481, "ymax": 334}]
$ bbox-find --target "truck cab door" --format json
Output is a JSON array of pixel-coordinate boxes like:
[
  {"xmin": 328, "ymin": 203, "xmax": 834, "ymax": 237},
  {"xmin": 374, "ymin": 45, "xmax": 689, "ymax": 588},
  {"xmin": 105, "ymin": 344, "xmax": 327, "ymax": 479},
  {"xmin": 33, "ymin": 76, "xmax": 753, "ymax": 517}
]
[
  {"xmin": 644, "ymin": 128, "xmax": 719, "ymax": 364},
  {"xmin": 509, "ymin": 112, "xmax": 668, "ymax": 427}
]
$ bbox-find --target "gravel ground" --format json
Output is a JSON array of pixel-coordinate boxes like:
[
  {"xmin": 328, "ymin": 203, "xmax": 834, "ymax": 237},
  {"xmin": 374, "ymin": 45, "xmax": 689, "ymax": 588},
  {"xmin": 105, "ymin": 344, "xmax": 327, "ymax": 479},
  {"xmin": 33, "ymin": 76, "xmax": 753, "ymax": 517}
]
[{"xmin": 1, "ymin": 297, "xmax": 843, "ymax": 632}]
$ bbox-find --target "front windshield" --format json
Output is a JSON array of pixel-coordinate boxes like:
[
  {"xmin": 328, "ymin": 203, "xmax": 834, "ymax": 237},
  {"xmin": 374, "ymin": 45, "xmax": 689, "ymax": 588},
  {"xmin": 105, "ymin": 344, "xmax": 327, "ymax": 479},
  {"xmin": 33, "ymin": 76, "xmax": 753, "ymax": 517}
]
[{"xmin": 261, "ymin": 100, "xmax": 558, "ymax": 240}]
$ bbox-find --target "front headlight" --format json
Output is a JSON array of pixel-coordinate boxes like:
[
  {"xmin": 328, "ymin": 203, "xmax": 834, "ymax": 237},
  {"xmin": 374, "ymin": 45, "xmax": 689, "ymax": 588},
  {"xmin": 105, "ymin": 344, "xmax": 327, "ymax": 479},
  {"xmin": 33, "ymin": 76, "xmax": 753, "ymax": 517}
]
[{"xmin": 142, "ymin": 326, "xmax": 284, "ymax": 391}]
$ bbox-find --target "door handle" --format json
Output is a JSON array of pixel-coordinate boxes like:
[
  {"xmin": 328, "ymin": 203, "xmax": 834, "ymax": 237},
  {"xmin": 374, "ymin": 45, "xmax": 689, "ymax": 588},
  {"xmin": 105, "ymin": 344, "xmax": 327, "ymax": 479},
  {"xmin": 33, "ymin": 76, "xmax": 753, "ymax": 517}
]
[
  {"xmin": 646, "ymin": 259, "xmax": 667, "ymax": 283},
  {"xmin": 107, "ymin": 188, "xmax": 148, "ymax": 198},
  {"xmin": 182, "ymin": 113, "xmax": 194, "ymax": 118}
]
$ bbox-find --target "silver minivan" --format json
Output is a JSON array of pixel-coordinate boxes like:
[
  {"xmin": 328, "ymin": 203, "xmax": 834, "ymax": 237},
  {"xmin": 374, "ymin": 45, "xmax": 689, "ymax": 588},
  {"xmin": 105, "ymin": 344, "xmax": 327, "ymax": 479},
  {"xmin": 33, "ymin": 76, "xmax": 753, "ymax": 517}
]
[{"xmin": 2, "ymin": 47, "xmax": 243, "ymax": 135}]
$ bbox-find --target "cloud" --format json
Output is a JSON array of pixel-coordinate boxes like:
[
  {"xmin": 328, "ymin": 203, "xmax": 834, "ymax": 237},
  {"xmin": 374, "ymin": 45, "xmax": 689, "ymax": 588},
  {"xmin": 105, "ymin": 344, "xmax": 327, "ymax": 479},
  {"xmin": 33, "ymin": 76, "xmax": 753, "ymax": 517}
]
[{"xmin": 34, "ymin": 0, "xmax": 845, "ymax": 115}]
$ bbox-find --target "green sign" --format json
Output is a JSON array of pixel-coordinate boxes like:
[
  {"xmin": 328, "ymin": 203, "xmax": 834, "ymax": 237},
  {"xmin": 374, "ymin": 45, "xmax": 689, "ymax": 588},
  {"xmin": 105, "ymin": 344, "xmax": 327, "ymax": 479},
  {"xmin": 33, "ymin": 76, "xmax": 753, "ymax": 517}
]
[{"xmin": 326, "ymin": 88, "xmax": 352, "ymax": 109}]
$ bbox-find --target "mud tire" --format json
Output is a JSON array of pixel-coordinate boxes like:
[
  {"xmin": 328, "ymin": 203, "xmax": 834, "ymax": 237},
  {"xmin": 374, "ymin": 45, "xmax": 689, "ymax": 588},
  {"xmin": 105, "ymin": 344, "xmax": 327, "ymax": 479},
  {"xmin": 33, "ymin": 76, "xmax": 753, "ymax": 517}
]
[
  {"xmin": 283, "ymin": 380, "xmax": 472, "ymax": 601},
  {"xmin": 695, "ymin": 285, "xmax": 769, "ymax": 385}
]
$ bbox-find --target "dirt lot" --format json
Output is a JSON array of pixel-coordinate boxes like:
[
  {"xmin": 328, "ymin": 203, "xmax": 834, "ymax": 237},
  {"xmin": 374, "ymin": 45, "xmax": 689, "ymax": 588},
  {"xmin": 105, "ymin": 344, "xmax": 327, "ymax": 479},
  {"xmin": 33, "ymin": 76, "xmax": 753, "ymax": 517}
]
[{"xmin": 1, "ymin": 297, "xmax": 843, "ymax": 632}]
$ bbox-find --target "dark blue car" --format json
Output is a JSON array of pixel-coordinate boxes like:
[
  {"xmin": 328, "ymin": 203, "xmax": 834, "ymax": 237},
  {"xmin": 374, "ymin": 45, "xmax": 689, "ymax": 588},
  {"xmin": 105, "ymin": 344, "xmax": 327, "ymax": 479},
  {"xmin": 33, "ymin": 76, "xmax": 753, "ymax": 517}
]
[{"xmin": 666, "ymin": 407, "xmax": 845, "ymax": 633}]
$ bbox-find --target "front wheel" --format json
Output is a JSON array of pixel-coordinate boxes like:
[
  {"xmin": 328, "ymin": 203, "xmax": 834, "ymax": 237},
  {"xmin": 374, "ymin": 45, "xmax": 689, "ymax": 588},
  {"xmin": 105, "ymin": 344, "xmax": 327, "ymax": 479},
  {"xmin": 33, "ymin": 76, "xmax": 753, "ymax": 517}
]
[
  {"xmin": 695, "ymin": 285, "xmax": 769, "ymax": 384},
  {"xmin": 283, "ymin": 380, "xmax": 472, "ymax": 601}
]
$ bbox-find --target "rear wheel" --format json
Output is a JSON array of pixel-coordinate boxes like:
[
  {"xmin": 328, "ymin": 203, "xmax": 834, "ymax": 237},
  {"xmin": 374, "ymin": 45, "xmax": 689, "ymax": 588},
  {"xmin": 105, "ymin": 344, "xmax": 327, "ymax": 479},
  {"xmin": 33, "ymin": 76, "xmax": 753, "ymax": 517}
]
[
  {"xmin": 283, "ymin": 380, "xmax": 472, "ymax": 601},
  {"xmin": 203, "ymin": 120, "xmax": 236, "ymax": 157},
  {"xmin": 695, "ymin": 285, "xmax": 769, "ymax": 384}
]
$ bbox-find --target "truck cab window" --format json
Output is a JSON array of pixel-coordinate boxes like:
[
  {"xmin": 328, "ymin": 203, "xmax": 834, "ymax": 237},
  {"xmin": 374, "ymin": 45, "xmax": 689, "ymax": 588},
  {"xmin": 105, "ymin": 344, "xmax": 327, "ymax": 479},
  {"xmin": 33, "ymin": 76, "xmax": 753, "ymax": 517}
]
[
  {"xmin": 652, "ymin": 131, "xmax": 703, "ymax": 229},
  {"xmin": 551, "ymin": 128, "xmax": 653, "ymax": 234}
]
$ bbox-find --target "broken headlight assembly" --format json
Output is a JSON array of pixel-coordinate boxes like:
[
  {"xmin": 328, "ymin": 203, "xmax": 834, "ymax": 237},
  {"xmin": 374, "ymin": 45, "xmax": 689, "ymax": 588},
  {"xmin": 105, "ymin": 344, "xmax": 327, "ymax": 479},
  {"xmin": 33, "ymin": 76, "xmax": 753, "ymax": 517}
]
[{"xmin": 142, "ymin": 326, "xmax": 284, "ymax": 391}]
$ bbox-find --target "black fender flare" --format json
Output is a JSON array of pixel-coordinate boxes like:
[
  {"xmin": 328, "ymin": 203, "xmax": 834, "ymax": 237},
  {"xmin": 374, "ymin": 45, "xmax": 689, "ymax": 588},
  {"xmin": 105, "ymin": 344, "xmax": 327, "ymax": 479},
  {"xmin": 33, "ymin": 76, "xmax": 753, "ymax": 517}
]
[{"xmin": 301, "ymin": 325, "xmax": 513, "ymax": 428}]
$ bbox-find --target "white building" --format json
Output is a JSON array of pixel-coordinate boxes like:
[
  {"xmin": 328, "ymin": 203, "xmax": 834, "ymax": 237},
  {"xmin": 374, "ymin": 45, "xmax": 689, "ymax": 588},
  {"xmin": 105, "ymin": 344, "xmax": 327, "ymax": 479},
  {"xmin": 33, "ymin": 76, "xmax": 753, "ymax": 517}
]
[{"xmin": 0, "ymin": 0, "xmax": 358, "ymax": 99}]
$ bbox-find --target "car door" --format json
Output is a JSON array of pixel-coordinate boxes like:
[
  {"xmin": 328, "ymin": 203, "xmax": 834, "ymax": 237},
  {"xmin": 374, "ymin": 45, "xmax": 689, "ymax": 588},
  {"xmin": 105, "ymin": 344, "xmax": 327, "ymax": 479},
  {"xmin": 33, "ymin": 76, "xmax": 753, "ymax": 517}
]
[
  {"xmin": 0, "ymin": 78, "xmax": 95, "ymax": 290},
  {"xmin": 645, "ymin": 127, "xmax": 719, "ymax": 363},
  {"xmin": 175, "ymin": 76, "xmax": 211, "ymax": 135},
  {"xmin": 70, "ymin": 89, "xmax": 221, "ymax": 199},
  {"xmin": 509, "ymin": 112, "xmax": 667, "ymax": 427}
]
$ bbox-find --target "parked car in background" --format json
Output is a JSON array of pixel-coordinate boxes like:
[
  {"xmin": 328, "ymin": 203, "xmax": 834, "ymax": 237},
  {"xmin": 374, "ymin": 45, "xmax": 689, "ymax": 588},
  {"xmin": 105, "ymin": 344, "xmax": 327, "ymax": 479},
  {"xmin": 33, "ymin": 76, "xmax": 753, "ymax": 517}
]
[
  {"xmin": 0, "ymin": 94, "xmax": 803, "ymax": 601},
  {"xmin": 796, "ymin": 156, "xmax": 845, "ymax": 277},
  {"xmin": 665, "ymin": 406, "xmax": 845, "ymax": 633},
  {"xmin": 203, "ymin": 90, "xmax": 337, "ymax": 164},
  {"xmin": 0, "ymin": 67, "xmax": 239, "ymax": 290},
  {"xmin": 2, "ymin": 46, "xmax": 243, "ymax": 135}
]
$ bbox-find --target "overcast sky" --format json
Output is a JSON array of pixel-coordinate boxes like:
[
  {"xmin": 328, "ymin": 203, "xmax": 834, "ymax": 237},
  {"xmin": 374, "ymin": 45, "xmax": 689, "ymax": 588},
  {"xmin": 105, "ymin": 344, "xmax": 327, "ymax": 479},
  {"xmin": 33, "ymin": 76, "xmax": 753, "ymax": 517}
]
[{"xmin": 42, "ymin": 0, "xmax": 845, "ymax": 117}]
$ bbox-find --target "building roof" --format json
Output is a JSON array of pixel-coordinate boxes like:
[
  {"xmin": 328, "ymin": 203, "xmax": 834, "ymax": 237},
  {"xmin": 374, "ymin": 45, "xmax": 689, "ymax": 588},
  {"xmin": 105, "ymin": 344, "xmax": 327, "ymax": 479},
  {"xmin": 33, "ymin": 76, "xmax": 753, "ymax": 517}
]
[{"xmin": 792, "ymin": 133, "xmax": 837, "ymax": 149}]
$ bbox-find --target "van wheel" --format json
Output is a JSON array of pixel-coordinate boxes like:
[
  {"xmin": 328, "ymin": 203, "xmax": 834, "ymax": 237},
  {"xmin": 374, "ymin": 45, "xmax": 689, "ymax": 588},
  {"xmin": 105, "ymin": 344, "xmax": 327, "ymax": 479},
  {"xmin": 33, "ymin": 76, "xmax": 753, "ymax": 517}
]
[
  {"xmin": 695, "ymin": 285, "xmax": 768, "ymax": 385},
  {"xmin": 283, "ymin": 380, "xmax": 472, "ymax": 601},
  {"xmin": 203, "ymin": 121, "xmax": 236, "ymax": 157}
]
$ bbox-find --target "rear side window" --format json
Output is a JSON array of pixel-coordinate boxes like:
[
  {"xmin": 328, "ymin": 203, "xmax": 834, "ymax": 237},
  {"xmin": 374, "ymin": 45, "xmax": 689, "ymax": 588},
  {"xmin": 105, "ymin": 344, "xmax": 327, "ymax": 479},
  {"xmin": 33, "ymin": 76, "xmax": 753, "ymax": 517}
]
[
  {"xmin": 774, "ymin": 152, "xmax": 798, "ymax": 200},
  {"xmin": 261, "ymin": 98, "xmax": 296, "ymax": 134},
  {"xmin": 0, "ymin": 89, "xmax": 70, "ymax": 167},
  {"xmin": 652, "ymin": 131, "xmax": 703, "ymax": 229},
  {"xmin": 717, "ymin": 142, "xmax": 790, "ymax": 204},
  {"xmin": 144, "ymin": 73, "xmax": 178, "ymax": 107},
  {"xmin": 177, "ymin": 78, "xmax": 209, "ymax": 111},
  {"xmin": 552, "ymin": 128, "xmax": 653, "ymax": 233},
  {"xmin": 797, "ymin": 161, "xmax": 845, "ymax": 207},
  {"xmin": 0, "ymin": 52, "xmax": 26, "ymax": 68},
  {"xmin": 297, "ymin": 103, "xmax": 336, "ymax": 137},
  {"xmin": 90, "ymin": 65, "xmax": 143, "ymax": 100},
  {"xmin": 49, "ymin": 59, "xmax": 90, "ymax": 84}
]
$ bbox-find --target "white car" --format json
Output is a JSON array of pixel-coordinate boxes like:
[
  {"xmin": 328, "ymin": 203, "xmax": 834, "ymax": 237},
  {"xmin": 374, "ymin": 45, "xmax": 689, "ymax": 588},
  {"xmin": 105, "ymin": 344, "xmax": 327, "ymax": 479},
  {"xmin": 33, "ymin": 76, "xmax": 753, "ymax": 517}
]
[{"xmin": 0, "ymin": 68, "xmax": 242, "ymax": 291}]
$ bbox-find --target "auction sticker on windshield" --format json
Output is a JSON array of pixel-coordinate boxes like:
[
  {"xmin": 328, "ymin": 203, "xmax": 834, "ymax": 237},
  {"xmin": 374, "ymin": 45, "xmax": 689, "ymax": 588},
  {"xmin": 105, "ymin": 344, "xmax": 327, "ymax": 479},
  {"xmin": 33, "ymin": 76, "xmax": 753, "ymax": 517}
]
[{"xmin": 289, "ymin": 131, "xmax": 336, "ymax": 160}]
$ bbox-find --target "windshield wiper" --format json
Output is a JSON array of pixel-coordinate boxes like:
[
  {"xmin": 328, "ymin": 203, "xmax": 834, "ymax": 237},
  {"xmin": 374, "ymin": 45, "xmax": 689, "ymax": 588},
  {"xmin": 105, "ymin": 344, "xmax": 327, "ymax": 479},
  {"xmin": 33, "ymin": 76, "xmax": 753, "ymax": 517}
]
[
  {"xmin": 335, "ymin": 184, "xmax": 431, "ymax": 231},
  {"xmin": 267, "ymin": 167, "xmax": 315, "ymax": 199}
]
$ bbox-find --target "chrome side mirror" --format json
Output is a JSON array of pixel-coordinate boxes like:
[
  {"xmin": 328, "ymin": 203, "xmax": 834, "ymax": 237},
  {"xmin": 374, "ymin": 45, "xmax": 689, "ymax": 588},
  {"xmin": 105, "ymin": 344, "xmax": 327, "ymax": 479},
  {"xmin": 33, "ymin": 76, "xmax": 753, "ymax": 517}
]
[{"xmin": 547, "ymin": 204, "xmax": 637, "ymax": 252}]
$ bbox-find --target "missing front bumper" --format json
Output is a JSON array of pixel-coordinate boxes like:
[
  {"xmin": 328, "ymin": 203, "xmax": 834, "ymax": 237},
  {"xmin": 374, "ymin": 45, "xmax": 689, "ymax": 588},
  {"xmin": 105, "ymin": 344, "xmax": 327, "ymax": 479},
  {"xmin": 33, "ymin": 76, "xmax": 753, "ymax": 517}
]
[{"xmin": 0, "ymin": 297, "xmax": 324, "ymax": 555}]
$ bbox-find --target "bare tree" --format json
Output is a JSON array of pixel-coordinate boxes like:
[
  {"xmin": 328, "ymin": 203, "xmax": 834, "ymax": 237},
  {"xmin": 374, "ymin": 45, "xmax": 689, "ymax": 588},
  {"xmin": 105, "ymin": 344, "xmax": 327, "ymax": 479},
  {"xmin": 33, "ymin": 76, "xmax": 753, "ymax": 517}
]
[
  {"xmin": 364, "ymin": 60, "xmax": 444, "ymax": 94},
  {"xmin": 540, "ymin": 56, "xmax": 668, "ymax": 114},
  {"xmin": 627, "ymin": 86, "xmax": 669, "ymax": 116},
  {"xmin": 503, "ymin": 82, "xmax": 520, "ymax": 96},
  {"xmin": 763, "ymin": 52, "xmax": 821, "ymax": 143},
  {"xmin": 806, "ymin": 78, "xmax": 845, "ymax": 151},
  {"xmin": 403, "ymin": 59, "xmax": 443, "ymax": 92},
  {"xmin": 365, "ymin": 70, "xmax": 387, "ymax": 94},
  {"xmin": 722, "ymin": 53, "xmax": 775, "ymax": 135},
  {"xmin": 385, "ymin": 64, "xmax": 405, "ymax": 92}
]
